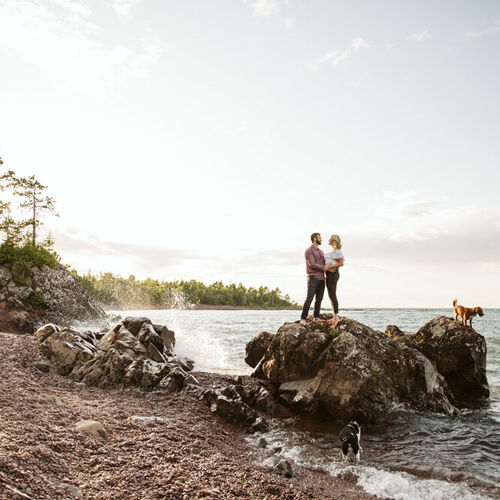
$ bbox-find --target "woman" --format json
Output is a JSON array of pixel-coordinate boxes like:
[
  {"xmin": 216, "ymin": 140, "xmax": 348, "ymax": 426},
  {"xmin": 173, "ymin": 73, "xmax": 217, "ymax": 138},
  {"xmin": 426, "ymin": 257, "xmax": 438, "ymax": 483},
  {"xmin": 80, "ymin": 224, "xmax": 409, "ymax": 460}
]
[{"xmin": 324, "ymin": 234, "xmax": 344, "ymax": 327}]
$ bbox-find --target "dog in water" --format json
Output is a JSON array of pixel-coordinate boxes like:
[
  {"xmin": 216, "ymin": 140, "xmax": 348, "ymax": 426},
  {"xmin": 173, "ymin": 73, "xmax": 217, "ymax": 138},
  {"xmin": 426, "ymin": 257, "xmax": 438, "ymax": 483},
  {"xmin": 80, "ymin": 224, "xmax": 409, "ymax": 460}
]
[
  {"xmin": 453, "ymin": 299, "xmax": 484, "ymax": 330},
  {"xmin": 340, "ymin": 409, "xmax": 367, "ymax": 463}
]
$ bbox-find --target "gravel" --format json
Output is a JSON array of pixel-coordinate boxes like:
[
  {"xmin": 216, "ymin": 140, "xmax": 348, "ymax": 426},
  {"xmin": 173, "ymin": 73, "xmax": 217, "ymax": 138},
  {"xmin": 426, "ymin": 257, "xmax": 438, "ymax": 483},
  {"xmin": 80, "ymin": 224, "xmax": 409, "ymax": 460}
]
[{"xmin": 0, "ymin": 331, "xmax": 378, "ymax": 499}]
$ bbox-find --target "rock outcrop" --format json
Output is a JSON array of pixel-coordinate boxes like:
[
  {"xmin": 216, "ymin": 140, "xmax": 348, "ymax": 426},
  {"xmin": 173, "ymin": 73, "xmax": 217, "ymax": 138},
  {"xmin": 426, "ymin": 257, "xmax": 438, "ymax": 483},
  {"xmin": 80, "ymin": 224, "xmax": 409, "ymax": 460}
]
[
  {"xmin": 34, "ymin": 317, "xmax": 192, "ymax": 391},
  {"xmin": 0, "ymin": 264, "xmax": 108, "ymax": 333},
  {"xmin": 246, "ymin": 316, "xmax": 489, "ymax": 419},
  {"xmin": 402, "ymin": 315, "xmax": 489, "ymax": 400}
]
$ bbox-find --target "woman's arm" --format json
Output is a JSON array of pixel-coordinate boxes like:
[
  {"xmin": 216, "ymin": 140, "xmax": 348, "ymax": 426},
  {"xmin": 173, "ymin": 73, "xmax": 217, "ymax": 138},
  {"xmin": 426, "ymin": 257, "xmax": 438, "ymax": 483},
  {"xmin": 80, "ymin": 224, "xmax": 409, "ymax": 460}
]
[{"xmin": 325, "ymin": 258, "xmax": 344, "ymax": 272}]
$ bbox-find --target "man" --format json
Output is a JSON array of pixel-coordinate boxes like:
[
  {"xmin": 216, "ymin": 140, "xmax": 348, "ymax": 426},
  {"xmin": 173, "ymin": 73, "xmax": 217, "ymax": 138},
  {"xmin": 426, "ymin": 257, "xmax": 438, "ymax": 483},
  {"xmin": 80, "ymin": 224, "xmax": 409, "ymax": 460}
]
[{"xmin": 300, "ymin": 233, "xmax": 326, "ymax": 325}]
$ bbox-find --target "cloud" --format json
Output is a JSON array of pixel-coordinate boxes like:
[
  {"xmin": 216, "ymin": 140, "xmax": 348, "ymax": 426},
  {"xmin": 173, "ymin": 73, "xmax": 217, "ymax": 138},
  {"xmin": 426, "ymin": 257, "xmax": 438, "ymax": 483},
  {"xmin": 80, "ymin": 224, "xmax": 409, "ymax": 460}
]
[
  {"xmin": 244, "ymin": 0, "xmax": 279, "ymax": 22},
  {"xmin": 112, "ymin": 0, "xmax": 144, "ymax": 20},
  {"xmin": 375, "ymin": 191, "xmax": 436, "ymax": 219},
  {"xmin": 313, "ymin": 36, "xmax": 370, "ymax": 70},
  {"xmin": 218, "ymin": 126, "xmax": 248, "ymax": 137},
  {"xmin": 464, "ymin": 20, "xmax": 500, "ymax": 38},
  {"xmin": 49, "ymin": 0, "xmax": 91, "ymax": 18},
  {"xmin": 349, "ymin": 191, "xmax": 500, "ymax": 265},
  {"xmin": 0, "ymin": 0, "xmax": 167, "ymax": 96},
  {"xmin": 408, "ymin": 30, "xmax": 432, "ymax": 42},
  {"xmin": 284, "ymin": 18, "xmax": 295, "ymax": 30}
]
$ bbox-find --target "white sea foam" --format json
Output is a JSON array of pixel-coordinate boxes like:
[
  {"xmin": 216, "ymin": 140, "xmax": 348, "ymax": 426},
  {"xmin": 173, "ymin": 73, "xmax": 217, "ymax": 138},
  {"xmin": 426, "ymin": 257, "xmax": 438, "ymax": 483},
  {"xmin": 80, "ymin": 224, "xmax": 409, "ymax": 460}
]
[
  {"xmin": 172, "ymin": 323, "xmax": 231, "ymax": 373},
  {"xmin": 356, "ymin": 466, "xmax": 492, "ymax": 500}
]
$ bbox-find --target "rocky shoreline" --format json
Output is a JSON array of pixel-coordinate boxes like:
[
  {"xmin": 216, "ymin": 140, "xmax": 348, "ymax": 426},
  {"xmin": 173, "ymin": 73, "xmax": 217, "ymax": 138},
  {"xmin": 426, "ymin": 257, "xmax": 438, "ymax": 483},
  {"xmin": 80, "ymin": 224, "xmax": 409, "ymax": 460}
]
[{"xmin": 0, "ymin": 330, "xmax": 379, "ymax": 500}]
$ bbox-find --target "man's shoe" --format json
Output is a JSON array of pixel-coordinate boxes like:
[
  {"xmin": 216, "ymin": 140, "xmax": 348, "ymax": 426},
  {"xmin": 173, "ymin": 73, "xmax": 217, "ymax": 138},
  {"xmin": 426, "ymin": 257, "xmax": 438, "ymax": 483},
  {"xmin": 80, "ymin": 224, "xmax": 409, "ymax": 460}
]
[
  {"xmin": 313, "ymin": 317, "xmax": 320, "ymax": 321},
  {"xmin": 299, "ymin": 320, "xmax": 307, "ymax": 326}
]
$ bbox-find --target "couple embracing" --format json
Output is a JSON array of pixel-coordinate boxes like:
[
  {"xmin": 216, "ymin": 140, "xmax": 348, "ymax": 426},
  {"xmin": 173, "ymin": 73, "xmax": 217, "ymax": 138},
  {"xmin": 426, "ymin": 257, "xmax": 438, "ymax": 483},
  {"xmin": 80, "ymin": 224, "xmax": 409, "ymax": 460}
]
[{"xmin": 300, "ymin": 232, "xmax": 344, "ymax": 327}]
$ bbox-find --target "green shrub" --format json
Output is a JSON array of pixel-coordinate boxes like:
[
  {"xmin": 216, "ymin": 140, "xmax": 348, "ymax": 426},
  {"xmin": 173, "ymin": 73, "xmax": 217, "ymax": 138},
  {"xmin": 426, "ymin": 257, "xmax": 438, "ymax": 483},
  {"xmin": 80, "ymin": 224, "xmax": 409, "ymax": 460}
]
[
  {"xmin": 0, "ymin": 241, "xmax": 58, "ymax": 286},
  {"xmin": 28, "ymin": 291, "xmax": 46, "ymax": 308}
]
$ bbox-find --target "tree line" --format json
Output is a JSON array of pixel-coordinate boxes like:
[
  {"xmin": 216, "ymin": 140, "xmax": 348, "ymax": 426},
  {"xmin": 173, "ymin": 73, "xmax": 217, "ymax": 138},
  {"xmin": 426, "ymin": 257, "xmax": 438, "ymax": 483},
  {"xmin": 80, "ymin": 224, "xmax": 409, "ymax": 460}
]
[{"xmin": 74, "ymin": 272, "xmax": 300, "ymax": 310}]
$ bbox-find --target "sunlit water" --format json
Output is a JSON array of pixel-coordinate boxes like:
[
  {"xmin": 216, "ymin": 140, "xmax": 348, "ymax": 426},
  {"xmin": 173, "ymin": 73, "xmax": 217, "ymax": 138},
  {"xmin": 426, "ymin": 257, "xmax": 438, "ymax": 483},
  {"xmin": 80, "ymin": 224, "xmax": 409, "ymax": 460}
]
[{"xmin": 107, "ymin": 308, "xmax": 500, "ymax": 500}]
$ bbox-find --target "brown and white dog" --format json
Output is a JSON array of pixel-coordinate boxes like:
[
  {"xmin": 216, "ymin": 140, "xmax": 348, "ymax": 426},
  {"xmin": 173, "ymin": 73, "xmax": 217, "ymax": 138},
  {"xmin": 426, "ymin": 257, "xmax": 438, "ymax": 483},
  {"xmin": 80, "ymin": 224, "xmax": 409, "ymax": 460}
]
[{"xmin": 453, "ymin": 299, "xmax": 484, "ymax": 330}]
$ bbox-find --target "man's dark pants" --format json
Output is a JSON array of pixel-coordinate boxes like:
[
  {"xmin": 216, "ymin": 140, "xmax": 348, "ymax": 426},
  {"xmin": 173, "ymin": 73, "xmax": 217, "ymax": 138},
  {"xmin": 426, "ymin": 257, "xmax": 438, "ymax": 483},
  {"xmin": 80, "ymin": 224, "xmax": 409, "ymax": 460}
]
[{"xmin": 301, "ymin": 276, "xmax": 325, "ymax": 320}]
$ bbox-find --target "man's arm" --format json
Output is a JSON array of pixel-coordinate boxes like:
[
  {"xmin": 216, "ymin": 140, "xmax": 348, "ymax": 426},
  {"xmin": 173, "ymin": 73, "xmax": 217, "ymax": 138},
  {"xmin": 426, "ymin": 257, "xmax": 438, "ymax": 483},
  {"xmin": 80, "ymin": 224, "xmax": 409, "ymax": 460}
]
[{"xmin": 305, "ymin": 247, "xmax": 325, "ymax": 272}]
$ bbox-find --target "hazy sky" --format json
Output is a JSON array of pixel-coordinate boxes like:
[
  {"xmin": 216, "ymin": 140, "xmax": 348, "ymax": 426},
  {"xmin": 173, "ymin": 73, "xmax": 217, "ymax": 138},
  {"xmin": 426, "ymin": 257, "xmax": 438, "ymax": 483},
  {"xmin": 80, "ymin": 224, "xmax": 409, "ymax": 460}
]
[{"xmin": 1, "ymin": 0, "xmax": 499, "ymax": 308}]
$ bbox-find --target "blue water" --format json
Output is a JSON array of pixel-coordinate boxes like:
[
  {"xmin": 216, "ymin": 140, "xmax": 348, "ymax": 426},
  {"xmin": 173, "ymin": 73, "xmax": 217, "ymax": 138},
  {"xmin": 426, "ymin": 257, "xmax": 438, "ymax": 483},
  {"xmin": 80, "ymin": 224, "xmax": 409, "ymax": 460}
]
[{"xmin": 108, "ymin": 308, "xmax": 500, "ymax": 500}]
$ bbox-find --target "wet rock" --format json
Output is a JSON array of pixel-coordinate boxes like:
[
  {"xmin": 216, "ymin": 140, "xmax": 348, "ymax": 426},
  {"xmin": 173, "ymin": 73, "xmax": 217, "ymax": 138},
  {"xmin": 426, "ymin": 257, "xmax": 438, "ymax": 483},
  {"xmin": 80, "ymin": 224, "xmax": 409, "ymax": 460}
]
[
  {"xmin": 247, "ymin": 318, "xmax": 460, "ymax": 418},
  {"xmin": 153, "ymin": 323, "xmax": 176, "ymax": 351},
  {"xmin": 403, "ymin": 315, "xmax": 490, "ymax": 399},
  {"xmin": 249, "ymin": 417, "xmax": 269, "ymax": 433},
  {"xmin": 210, "ymin": 395, "xmax": 257, "ymax": 425},
  {"xmin": 257, "ymin": 437, "xmax": 268, "ymax": 448},
  {"xmin": 263, "ymin": 457, "xmax": 293, "ymax": 477},
  {"xmin": 253, "ymin": 386, "xmax": 279, "ymax": 416},
  {"xmin": 385, "ymin": 325, "xmax": 405, "ymax": 338},
  {"xmin": 33, "ymin": 323, "xmax": 60, "ymax": 342},
  {"xmin": 245, "ymin": 331, "xmax": 274, "ymax": 368}
]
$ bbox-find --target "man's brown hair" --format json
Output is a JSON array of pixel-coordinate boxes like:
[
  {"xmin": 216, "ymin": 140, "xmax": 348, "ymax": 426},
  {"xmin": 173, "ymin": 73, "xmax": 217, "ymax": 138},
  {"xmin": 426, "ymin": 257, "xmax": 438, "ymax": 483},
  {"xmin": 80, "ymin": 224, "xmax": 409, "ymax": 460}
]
[{"xmin": 310, "ymin": 232, "xmax": 321, "ymax": 243}]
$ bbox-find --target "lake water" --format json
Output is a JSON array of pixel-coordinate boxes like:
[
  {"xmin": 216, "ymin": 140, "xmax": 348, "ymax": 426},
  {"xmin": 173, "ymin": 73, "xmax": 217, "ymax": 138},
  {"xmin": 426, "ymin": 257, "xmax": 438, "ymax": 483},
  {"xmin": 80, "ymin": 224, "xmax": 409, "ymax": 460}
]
[{"xmin": 108, "ymin": 308, "xmax": 500, "ymax": 500}]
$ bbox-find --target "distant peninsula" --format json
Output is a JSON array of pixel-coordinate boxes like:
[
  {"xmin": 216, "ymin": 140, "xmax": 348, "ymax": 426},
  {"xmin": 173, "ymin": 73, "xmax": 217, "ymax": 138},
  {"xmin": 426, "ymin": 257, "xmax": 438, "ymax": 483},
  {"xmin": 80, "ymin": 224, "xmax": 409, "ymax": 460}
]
[{"xmin": 75, "ymin": 271, "xmax": 300, "ymax": 311}]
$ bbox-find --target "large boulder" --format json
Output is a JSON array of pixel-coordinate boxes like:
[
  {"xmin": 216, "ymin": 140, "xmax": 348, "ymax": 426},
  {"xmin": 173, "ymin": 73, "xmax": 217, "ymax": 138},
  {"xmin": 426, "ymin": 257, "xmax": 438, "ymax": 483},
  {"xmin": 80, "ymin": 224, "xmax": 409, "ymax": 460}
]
[
  {"xmin": 247, "ymin": 318, "xmax": 464, "ymax": 418},
  {"xmin": 402, "ymin": 315, "xmax": 489, "ymax": 400}
]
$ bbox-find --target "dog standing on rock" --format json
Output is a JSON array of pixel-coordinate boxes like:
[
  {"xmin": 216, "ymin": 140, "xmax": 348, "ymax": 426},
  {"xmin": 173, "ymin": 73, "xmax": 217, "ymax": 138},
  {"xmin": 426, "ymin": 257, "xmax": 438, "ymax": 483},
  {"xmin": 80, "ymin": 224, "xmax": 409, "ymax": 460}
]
[
  {"xmin": 340, "ymin": 409, "xmax": 367, "ymax": 463},
  {"xmin": 453, "ymin": 299, "xmax": 484, "ymax": 331}
]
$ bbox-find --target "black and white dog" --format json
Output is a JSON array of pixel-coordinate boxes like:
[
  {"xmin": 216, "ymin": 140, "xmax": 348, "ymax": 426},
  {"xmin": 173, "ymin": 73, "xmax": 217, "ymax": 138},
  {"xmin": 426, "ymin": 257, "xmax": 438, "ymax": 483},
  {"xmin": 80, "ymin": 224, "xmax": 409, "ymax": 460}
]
[{"xmin": 339, "ymin": 409, "xmax": 367, "ymax": 463}]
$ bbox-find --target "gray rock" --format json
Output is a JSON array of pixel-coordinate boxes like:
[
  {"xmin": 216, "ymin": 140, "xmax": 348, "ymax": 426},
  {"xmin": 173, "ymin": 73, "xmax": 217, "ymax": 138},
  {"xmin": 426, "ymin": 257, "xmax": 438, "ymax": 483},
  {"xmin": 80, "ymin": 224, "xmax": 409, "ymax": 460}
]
[
  {"xmin": 403, "ymin": 315, "xmax": 489, "ymax": 399},
  {"xmin": 247, "ymin": 317, "xmax": 464, "ymax": 418}
]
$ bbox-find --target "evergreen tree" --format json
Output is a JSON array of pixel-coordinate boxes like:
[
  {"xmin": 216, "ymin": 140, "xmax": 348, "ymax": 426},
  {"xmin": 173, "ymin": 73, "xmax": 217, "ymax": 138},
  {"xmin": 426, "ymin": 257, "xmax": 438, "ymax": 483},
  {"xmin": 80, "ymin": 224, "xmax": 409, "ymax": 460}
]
[{"xmin": 3, "ymin": 173, "xmax": 58, "ymax": 246}]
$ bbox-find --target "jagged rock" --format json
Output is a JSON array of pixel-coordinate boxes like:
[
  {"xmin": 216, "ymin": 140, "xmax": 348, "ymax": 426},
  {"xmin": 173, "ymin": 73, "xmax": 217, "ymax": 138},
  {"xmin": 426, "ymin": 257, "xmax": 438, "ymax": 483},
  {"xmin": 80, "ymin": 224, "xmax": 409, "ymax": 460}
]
[
  {"xmin": 34, "ymin": 317, "xmax": 196, "ymax": 396},
  {"xmin": 249, "ymin": 416, "xmax": 269, "ymax": 433},
  {"xmin": 247, "ymin": 318, "xmax": 461, "ymax": 418},
  {"xmin": 403, "ymin": 315, "xmax": 489, "ymax": 400},
  {"xmin": 33, "ymin": 323, "xmax": 60, "ymax": 342},
  {"xmin": 253, "ymin": 386, "xmax": 279, "ymax": 416},
  {"xmin": 38, "ymin": 327, "xmax": 97, "ymax": 375},
  {"xmin": 252, "ymin": 322, "xmax": 333, "ymax": 383},
  {"xmin": 245, "ymin": 331, "xmax": 274, "ymax": 368},
  {"xmin": 153, "ymin": 324, "xmax": 176, "ymax": 351},
  {"xmin": 210, "ymin": 395, "xmax": 257, "ymax": 425}
]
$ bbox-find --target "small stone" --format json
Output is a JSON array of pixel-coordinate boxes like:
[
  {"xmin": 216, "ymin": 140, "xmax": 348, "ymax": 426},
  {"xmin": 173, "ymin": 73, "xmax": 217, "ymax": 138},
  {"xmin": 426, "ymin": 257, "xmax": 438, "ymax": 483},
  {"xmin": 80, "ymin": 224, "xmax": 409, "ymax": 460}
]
[
  {"xmin": 49, "ymin": 395, "xmax": 64, "ymax": 406},
  {"xmin": 75, "ymin": 420, "xmax": 107, "ymax": 439}
]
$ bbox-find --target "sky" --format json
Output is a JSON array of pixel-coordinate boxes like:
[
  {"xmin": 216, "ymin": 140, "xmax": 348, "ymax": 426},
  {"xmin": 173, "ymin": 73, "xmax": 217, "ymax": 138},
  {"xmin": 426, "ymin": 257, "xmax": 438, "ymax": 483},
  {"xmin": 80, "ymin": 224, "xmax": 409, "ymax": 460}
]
[{"xmin": 1, "ymin": 0, "xmax": 499, "ymax": 308}]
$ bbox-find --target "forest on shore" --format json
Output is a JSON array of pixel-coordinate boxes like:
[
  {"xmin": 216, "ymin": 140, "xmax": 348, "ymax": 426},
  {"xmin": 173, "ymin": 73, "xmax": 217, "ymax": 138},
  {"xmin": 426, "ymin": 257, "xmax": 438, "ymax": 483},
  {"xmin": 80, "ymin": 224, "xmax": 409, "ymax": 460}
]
[{"xmin": 74, "ymin": 272, "xmax": 300, "ymax": 310}]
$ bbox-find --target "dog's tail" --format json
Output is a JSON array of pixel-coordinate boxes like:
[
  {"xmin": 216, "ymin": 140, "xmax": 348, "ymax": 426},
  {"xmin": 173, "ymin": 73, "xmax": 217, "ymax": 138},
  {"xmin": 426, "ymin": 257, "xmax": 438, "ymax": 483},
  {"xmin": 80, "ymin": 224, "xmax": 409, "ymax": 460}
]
[{"xmin": 453, "ymin": 299, "xmax": 457, "ymax": 307}]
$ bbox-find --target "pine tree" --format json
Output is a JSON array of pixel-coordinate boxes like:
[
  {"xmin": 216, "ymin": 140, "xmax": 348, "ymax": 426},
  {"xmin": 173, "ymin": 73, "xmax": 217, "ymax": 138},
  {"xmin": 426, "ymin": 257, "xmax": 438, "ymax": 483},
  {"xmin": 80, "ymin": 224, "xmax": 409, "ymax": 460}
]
[{"xmin": 5, "ymin": 173, "xmax": 59, "ymax": 246}]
